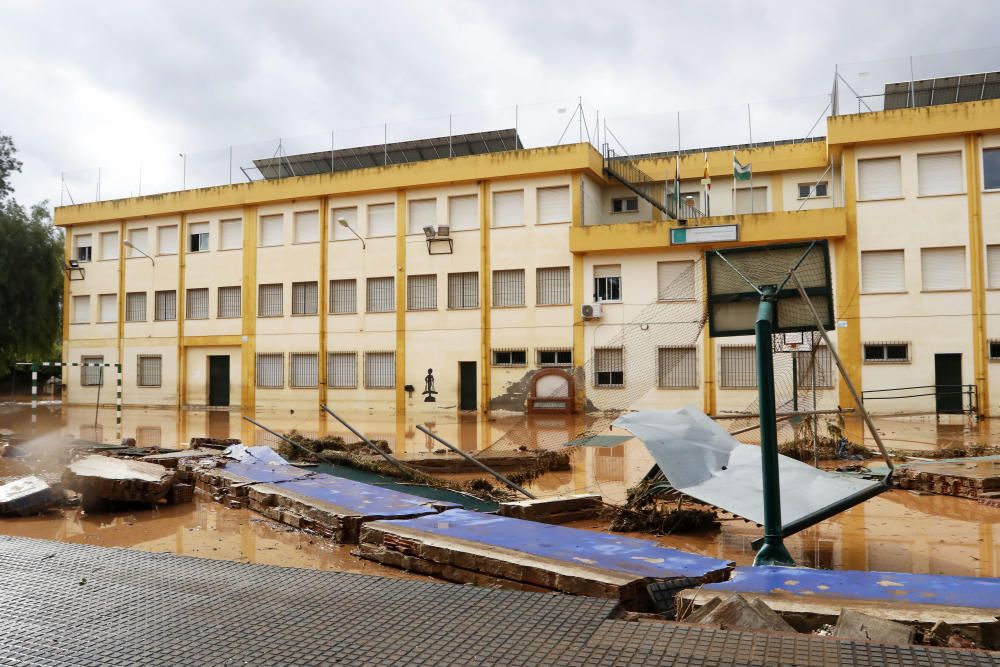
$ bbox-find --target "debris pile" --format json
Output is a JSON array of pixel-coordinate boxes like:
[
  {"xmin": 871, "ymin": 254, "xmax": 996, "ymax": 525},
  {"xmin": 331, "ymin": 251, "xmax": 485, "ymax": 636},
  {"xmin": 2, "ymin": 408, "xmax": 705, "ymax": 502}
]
[
  {"xmin": 62, "ymin": 455, "xmax": 181, "ymax": 510},
  {"xmin": 608, "ymin": 476, "xmax": 717, "ymax": 535},
  {"xmin": 0, "ymin": 474, "xmax": 63, "ymax": 516}
]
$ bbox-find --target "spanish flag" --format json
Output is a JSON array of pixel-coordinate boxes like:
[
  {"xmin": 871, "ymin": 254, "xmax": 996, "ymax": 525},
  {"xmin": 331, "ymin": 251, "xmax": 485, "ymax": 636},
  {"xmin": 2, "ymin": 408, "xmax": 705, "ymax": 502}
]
[{"xmin": 702, "ymin": 152, "xmax": 711, "ymax": 191}]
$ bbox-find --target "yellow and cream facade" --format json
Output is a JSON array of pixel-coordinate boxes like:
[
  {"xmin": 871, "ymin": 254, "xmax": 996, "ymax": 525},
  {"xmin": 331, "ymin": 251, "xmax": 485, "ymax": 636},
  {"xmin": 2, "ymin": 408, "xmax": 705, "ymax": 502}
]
[{"xmin": 56, "ymin": 97, "xmax": 1000, "ymax": 422}]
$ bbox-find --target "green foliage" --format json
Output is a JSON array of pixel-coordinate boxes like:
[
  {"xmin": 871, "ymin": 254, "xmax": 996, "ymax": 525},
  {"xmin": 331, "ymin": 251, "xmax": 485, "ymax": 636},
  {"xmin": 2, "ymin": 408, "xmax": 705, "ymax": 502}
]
[{"xmin": 0, "ymin": 134, "xmax": 22, "ymax": 201}]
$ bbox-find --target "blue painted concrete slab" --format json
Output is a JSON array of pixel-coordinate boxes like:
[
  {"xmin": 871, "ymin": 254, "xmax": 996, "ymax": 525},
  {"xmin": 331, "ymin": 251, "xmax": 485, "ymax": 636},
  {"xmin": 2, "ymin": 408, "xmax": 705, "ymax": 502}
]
[
  {"xmin": 220, "ymin": 462, "xmax": 313, "ymax": 485},
  {"xmin": 375, "ymin": 509, "xmax": 732, "ymax": 580},
  {"xmin": 273, "ymin": 473, "xmax": 459, "ymax": 517},
  {"xmin": 701, "ymin": 566, "xmax": 1000, "ymax": 610}
]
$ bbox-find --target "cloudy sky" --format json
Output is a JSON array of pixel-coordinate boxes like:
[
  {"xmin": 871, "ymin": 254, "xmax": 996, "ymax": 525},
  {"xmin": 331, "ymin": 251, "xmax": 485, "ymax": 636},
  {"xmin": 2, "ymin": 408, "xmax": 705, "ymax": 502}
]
[{"xmin": 2, "ymin": 0, "xmax": 998, "ymax": 208}]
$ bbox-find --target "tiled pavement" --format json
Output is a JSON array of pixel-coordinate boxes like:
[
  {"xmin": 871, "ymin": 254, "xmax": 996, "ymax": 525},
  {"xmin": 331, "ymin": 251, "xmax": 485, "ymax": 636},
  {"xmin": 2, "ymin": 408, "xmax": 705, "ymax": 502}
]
[{"xmin": 0, "ymin": 536, "xmax": 996, "ymax": 666}]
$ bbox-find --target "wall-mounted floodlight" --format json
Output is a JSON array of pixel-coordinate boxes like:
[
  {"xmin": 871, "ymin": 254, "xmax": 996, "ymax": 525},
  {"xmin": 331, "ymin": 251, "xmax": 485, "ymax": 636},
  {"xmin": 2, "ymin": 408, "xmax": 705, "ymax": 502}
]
[{"xmin": 338, "ymin": 217, "xmax": 365, "ymax": 249}]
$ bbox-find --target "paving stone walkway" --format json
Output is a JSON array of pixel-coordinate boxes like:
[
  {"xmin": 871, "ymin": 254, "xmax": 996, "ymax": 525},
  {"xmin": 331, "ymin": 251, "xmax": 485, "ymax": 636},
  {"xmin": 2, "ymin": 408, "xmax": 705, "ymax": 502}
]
[{"xmin": 0, "ymin": 536, "xmax": 996, "ymax": 666}]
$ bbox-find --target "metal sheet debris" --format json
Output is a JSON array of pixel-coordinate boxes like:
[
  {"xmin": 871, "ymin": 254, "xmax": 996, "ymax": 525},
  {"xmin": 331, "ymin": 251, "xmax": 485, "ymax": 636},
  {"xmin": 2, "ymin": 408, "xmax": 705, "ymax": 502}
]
[{"xmin": 223, "ymin": 445, "xmax": 289, "ymax": 466}]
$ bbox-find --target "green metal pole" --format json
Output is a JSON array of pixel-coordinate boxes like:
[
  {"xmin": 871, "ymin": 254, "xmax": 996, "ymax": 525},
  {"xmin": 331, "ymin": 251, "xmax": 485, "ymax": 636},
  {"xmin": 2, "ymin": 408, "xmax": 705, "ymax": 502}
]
[{"xmin": 753, "ymin": 288, "xmax": 795, "ymax": 567}]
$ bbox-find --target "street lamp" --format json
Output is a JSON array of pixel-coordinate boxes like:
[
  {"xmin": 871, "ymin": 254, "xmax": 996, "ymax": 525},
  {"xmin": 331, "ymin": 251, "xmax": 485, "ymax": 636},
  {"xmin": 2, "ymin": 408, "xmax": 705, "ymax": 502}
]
[
  {"xmin": 123, "ymin": 240, "xmax": 155, "ymax": 265},
  {"xmin": 338, "ymin": 216, "xmax": 365, "ymax": 249}
]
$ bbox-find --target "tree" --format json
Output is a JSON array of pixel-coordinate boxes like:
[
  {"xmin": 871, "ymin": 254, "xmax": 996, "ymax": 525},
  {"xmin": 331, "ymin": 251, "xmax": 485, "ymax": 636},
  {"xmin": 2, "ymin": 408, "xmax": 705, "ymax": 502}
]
[{"xmin": 0, "ymin": 134, "xmax": 23, "ymax": 201}]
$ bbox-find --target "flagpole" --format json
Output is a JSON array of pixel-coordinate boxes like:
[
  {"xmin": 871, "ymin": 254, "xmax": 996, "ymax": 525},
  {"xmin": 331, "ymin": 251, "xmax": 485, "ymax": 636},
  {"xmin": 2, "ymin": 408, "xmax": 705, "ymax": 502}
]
[
  {"xmin": 676, "ymin": 111, "xmax": 681, "ymax": 214},
  {"xmin": 732, "ymin": 152, "xmax": 736, "ymax": 215},
  {"xmin": 747, "ymin": 103, "xmax": 754, "ymax": 213}
]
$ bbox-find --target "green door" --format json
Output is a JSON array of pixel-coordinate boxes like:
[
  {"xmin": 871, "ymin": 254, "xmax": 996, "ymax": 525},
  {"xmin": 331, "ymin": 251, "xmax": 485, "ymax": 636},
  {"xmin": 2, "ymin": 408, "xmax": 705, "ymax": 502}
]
[{"xmin": 208, "ymin": 355, "xmax": 230, "ymax": 407}]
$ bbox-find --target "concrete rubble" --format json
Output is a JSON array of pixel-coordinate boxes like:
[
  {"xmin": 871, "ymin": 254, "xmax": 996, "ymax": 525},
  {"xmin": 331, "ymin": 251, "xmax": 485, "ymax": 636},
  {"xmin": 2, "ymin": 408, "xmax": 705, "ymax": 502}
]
[
  {"xmin": 62, "ymin": 455, "xmax": 179, "ymax": 508},
  {"xmin": 0, "ymin": 475, "xmax": 63, "ymax": 516},
  {"xmin": 683, "ymin": 594, "xmax": 796, "ymax": 633},
  {"xmin": 498, "ymin": 493, "xmax": 603, "ymax": 524},
  {"xmin": 895, "ymin": 457, "xmax": 1000, "ymax": 500},
  {"xmin": 833, "ymin": 608, "xmax": 916, "ymax": 645}
]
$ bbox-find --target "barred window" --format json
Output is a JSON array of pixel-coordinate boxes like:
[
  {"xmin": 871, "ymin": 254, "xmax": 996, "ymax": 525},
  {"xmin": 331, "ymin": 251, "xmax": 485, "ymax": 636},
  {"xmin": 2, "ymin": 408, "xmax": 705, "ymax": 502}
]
[
  {"xmin": 863, "ymin": 342, "xmax": 910, "ymax": 363},
  {"xmin": 292, "ymin": 281, "xmax": 318, "ymax": 315},
  {"xmin": 256, "ymin": 353, "xmax": 284, "ymax": 388},
  {"xmin": 80, "ymin": 355, "xmax": 104, "ymax": 386},
  {"xmin": 407, "ymin": 274, "xmax": 437, "ymax": 311},
  {"xmin": 125, "ymin": 292, "xmax": 146, "ymax": 322},
  {"xmin": 330, "ymin": 279, "xmax": 357, "ymax": 314},
  {"xmin": 447, "ymin": 272, "xmax": 479, "ymax": 309},
  {"xmin": 366, "ymin": 277, "xmax": 395, "ymax": 312},
  {"xmin": 217, "ymin": 286, "xmax": 241, "ymax": 318},
  {"xmin": 594, "ymin": 348, "xmax": 624, "ymax": 387},
  {"xmin": 794, "ymin": 346, "xmax": 834, "ymax": 388},
  {"xmin": 137, "ymin": 355, "xmax": 162, "ymax": 387},
  {"xmin": 365, "ymin": 352, "xmax": 395, "ymax": 389},
  {"xmin": 258, "ymin": 283, "xmax": 283, "ymax": 317},
  {"xmin": 327, "ymin": 352, "xmax": 357, "ymax": 388},
  {"xmin": 492, "ymin": 269, "xmax": 525, "ymax": 308},
  {"xmin": 154, "ymin": 290, "xmax": 176, "ymax": 321},
  {"xmin": 537, "ymin": 349, "xmax": 572, "ymax": 366},
  {"xmin": 186, "ymin": 288, "xmax": 209, "ymax": 320},
  {"xmin": 657, "ymin": 346, "xmax": 698, "ymax": 389},
  {"xmin": 720, "ymin": 345, "xmax": 757, "ymax": 388},
  {"xmin": 290, "ymin": 353, "xmax": 319, "ymax": 388},
  {"xmin": 492, "ymin": 349, "xmax": 527, "ymax": 367},
  {"xmin": 536, "ymin": 267, "xmax": 570, "ymax": 305}
]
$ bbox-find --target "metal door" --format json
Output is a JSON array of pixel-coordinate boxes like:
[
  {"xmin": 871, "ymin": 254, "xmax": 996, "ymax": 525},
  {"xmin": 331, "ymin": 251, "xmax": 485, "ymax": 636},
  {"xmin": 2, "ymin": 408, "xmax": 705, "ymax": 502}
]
[
  {"xmin": 208, "ymin": 355, "xmax": 230, "ymax": 407},
  {"xmin": 934, "ymin": 353, "xmax": 962, "ymax": 413},
  {"xmin": 458, "ymin": 362, "xmax": 477, "ymax": 411}
]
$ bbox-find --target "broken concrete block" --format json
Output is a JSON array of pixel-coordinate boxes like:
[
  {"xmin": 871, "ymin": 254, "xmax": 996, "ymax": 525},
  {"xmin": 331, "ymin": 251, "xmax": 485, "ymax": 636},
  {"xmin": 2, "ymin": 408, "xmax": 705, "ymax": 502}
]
[
  {"xmin": 833, "ymin": 608, "xmax": 915, "ymax": 645},
  {"xmin": 63, "ymin": 455, "xmax": 175, "ymax": 505},
  {"xmin": 498, "ymin": 494, "xmax": 602, "ymax": 524},
  {"xmin": 689, "ymin": 594, "xmax": 795, "ymax": 634},
  {"xmin": 0, "ymin": 475, "xmax": 62, "ymax": 516}
]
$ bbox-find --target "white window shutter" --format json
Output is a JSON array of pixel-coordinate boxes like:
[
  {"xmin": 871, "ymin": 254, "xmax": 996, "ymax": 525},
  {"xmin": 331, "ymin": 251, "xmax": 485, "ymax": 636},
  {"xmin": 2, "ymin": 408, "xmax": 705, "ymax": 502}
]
[
  {"xmin": 408, "ymin": 199, "xmax": 436, "ymax": 234},
  {"xmin": 331, "ymin": 207, "xmax": 358, "ymax": 240},
  {"xmin": 101, "ymin": 232, "xmax": 118, "ymax": 260},
  {"xmin": 537, "ymin": 186, "xmax": 570, "ymax": 224},
  {"xmin": 260, "ymin": 215, "xmax": 283, "ymax": 246},
  {"xmin": 157, "ymin": 226, "xmax": 177, "ymax": 254},
  {"xmin": 593, "ymin": 265, "xmax": 620, "ymax": 279},
  {"xmin": 493, "ymin": 190, "xmax": 524, "ymax": 228},
  {"xmin": 917, "ymin": 152, "xmax": 963, "ymax": 196},
  {"xmin": 294, "ymin": 211, "xmax": 319, "ymax": 243},
  {"xmin": 448, "ymin": 195, "xmax": 478, "ymax": 230},
  {"xmin": 367, "ymin": 203, "xmax": 395, "ymax": 237},
  {"xmin": 657, "ymin": 261, "xmax": 695, "ymax": 300},
  {"xmin": 220, "ymin": 220, "xmax": 242, "ymax": 250},
  {"xmin": 128, "ymin": 228, "xmax": 149, "ymax": 255},
  {"xmin": 99, "ymin": 294, "xmax": 116, "ymax": 323},
  {"xmin": 733, "ymin": 187, "xmax": 768, "ymax": 214},
  {"xmin": 987, "ymin": 246, "xmax": 1000, "ymax": 289},
  {"xmin": 861, "ymin": 250, "xmax": 905, "ymax": 293},
  {"xmin": 73, "ymin": 295, "xmax": 90, "ymax": 323},
  {"xmin": 858, "ymin": 157, "xmax": 902, "ymax": 200},
  {"xmin": 921, "ymin": 247, "xmax": 966, "ymax": 291}
]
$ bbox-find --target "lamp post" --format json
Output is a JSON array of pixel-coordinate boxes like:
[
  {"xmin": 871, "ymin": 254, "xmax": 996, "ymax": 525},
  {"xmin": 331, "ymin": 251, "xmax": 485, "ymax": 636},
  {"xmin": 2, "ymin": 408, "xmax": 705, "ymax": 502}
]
[
  {"xmin": 179, "ymin": 153, "xmax": 186, "ymax": 190},
  {"xmin": 338, "ymin": 216, "xmax": 365, "ymax": 249},
  {"xmin": 123, "ymin": 240, "xmax": 155, "ymax": 266}
]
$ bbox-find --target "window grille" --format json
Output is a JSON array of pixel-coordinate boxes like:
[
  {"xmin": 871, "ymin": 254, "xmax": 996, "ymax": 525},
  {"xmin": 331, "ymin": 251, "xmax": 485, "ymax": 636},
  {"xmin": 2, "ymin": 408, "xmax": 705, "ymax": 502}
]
[
  {"xmin": 330, "ymin": 279, "xmax": 357, "ymax": 314},
  {"xmin": 447, "ymin": 272, "xmax": 479, "ymax": 309},
  {"xmin": 292, "ymin": 281, "xmax": 318, "ymax": 315},
  {"xmin": 125, "ymin": 292, "xmax": 146, "ymax": 322},
  {"xmin": 863, "ymin": 342, "xmax": 910, "ymax": 363},
  {"xmin": 593, "ymin": 265, "xmax": 621, "ymax": 302},
  {"xmin": 492, "ymin": 269, "xmax": 525, "ymax": 307},
  {"xmin": 217, "ymin": 286, "xmax": 241, "ymax": 318},
  {"xmin": 188, "ymin": 222, "xmax": 209, "ymax": 252},
  {"xmin": 537, "ymin": 349, "xmax": 572, "ymax": 366},
  {"xmin": 365, "ymin": 352, "xmax": 395, "ymax": 388},
  {"xmin": 72, "ymin": 295, "xmax": 90, "ymax": 324},
  {"xmin": 536, "ymin": 267, "xmax": 570, "ymax": 305},
  {"xmin": 327, "ymin": 352, "xmax": 357, "ymax": 388},
  {"xmin": 594, "ymin": 348, "xmax": 624, "ymax": 387},
  {"xmin": 80, "ymin": 355, "xmax": 104, "ymax": 386},
  {"xmin": 219, "ymin": 219, "xmax": 242, "ymax": 250},
  {"xmin": 720, "ymin": 345, "xmax": 757, "ymax": 388},
  {"xmin": 258, "ymin": 283, "xmax": 283, "ymax": 317},
  {"xmin": 657, "ymin": 261, "xmax": 696, "ymax": 300},
  {"xmin": 794, "ymin": 346, "xmax": 834, "ymax": 388},
  {"xmin": 135, "ymin": 426, "xmax": 162, "ymax": 447},
  {"xmin": 491, "ymin": 349, "xmax": 527, "ymax": 367},
  {"xmin": 657, "ymin": 346, "xmax": 698, "ymax": 388},
  {"xmin": 137, "ymin": 355, "xmax": 162, "ymax": 387},
  {"xmin": 407, "ymin": 274, "xmax": 437, "ymax": 310},
  {"xmin": 290, "ymin": 353, "xmax": 319, "ymax": 388},
  {"xmin": 186, "ymin": 288, "xmax": 209, "ymax": 319},
  {"xmin": 154, "ymin": 290, "xmax": 176, "ymax": 321},
  {"xmin": 157, "ymin": 225, "xmax": 177, "ymax": 255},
  {"xmin": 256, "ymin": 353, "xmax": 284, "ymax": 388},
  {"xmin": 366, "ymin": 277, "xmax": 395, "ymax": 312}
]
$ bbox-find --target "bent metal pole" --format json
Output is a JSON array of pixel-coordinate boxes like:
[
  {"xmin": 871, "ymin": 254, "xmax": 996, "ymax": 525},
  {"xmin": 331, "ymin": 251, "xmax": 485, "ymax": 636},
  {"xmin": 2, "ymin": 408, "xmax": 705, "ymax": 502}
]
[
  {"xmin": 415, "ymin": 424, "xmax": 536, "ymax": 499},
  {"xmin": 319, "ymin": 404, "xmax": 409, "ymax": 475}
]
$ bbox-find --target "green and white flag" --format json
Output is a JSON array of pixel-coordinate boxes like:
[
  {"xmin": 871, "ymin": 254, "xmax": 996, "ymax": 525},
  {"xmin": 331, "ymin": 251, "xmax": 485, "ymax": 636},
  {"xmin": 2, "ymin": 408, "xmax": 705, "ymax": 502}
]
[{"xmin": 733, "ymin": 154, "xmax": 752, "ymax": 181}]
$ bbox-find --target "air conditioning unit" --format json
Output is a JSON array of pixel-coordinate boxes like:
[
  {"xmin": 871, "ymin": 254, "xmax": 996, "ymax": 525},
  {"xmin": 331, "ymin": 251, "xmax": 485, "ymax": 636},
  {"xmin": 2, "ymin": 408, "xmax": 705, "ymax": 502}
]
[{"xmin": 581, "ymin": 303, "xmax": 603, "ymax": 320}]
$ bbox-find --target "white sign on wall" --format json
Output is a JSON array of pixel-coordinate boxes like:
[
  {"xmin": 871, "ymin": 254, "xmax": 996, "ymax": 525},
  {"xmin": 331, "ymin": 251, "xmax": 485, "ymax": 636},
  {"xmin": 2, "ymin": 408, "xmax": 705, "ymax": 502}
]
[{"xmin": 670, "ymin": 224, "xmax": 739, "ymax": 245}]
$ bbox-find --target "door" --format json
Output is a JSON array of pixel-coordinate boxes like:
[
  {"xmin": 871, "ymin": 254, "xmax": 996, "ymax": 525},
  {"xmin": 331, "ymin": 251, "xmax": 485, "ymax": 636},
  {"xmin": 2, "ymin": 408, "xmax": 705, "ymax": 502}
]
[
  {"xmin": 458, "ymin": 362, "xmax": 477, "ymax": 411},
  {"xmin": 208, "ymin": 355, "xmax": 230, "ymax": 407},
  {"xmin": 934, "ymin": 353, "xmax": 963, "ymax": 413}
]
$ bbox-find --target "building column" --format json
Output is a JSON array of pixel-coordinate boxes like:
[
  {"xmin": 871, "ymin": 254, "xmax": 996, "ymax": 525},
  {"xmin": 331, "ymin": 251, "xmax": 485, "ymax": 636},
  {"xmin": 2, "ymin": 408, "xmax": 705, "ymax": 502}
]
[
  {"xmin": 770, "ymin": 172, "xmax": 784, "ymax": 212},
  {"xmin": 176, "ymin": 213, "xmax": 188, "ymax": 407},
  {"xmin": 62, "ymin": 231, "xmax": 72, "ymax": 400},
  {"xmin": 479, "ymin": 180, "xmax": 492, "ymax": 413},
  {"xmin": 571, "ymin": 174, "xmax": 586, "ymax": 412},
  {"xmin": 835, "ymin": 147, "xmax": 864, "ymax": 444},
  {"xmin": 318, "ymin": 196, "xmax": 329, "ymax": 435},
  {"xmin": 116, "ymin": 221, "xmax": 126, "ymax": 383},
  {"xmin": 965, "ymin": 134, "xmax": 989, "ymax": 417},
  {"xmin": 240, "ymin": 205, "xmax": 258, "ymax": 444},
  {"xmin": 394, "ymin": 190, "xmax": 407, "ymax": 415}
]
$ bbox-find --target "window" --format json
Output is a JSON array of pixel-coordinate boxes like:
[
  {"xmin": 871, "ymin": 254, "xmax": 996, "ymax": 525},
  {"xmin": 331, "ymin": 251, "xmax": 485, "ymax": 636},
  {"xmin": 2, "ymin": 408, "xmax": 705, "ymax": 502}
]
[
  {"xmin": 135, "ymin": 426, "xmax": 162, "ymax": 447},
  {"xmin": 365, "ymin": 352, "xmax": 395, "ymax": 388},
  {"xmin": 594, "ymin": 347, "xmax": 624, "ymax": 387},
  {"xmin": 921, "ymin": 247, "xmax": 966, "ymax": 291},
  {"xmin": 157, "ymin": 225, "xmax": 177, "ymax": 255},
  {"xmin": 657, "ymin": 261, "xmax": 695, "ymax": 300},
  {"xmin": 100, "ymin": 231, "xmax": 118, "ymax": 260},
  {"xmin": 798, "ymin": 182, "xmax": 828, "ymax": 198},
  {"xmin": 680, "ymin": 192, "xmax": 701, "ymax": 210},
  {"xmin": 657, "ymin": 346, "xmax": 697, "ymax": 388},
  {"xmin": 125, "ymin": 292, "xmax": 146, "ymax": 322},
  {"xmin": 218, "ymin": 286, "xmax": 241, "ymax": 318},
  {"xmin": 611, "ymin": 196, "xmax": 638, "ymax": 213},
  {"xmin": 493, "ymin": 190, "xmax": 524, "ymax": 228},
  {"xmin": 98, "ymin": 294, "xmax": 117, "ymax": 323},
  {"xmin": 492, "ymin": 349, "xmax": 527, "ymax": 367},
  {"xmin": 259, "ymin": 214, "xmax": 283, "ymax": 246},
  {"xmin": 537, "ymin": 185, "xmax": 570, "ymax": 224},
  {"xmin": 331, "ymin": 206, "xmax": 359, "ymax": 241},
  {"xmin": 537, "ymin": 349, "xmax": 572, "ymax": 366},
  {"xmin": 219, "ymin": 219, "xmax": 242, "ymax": 250},
  {"xmin": 733, "ymin": 187, "xmax": 768, "ymax": 214},
  {"xmin": 449, "ymin": 195, "xmax": 478, "ymax": 231},
  {"xmin": 327, "ymin": 352, "xmax": 357, "ymax": 388},
  {"xmin": 917, "ymin": 152, "xmax": 963, "ymax": 196},
  {"xmin": 258, "ymin": 284, "xmax": 283, "ymax": 317},
  {"xmin": 720, "ymin": 345, "xmax": 757, "ymax": 388},
  {"xmin": 863, "ymin": 342, "xmax": 909, "ymax": 363},
  {"xmin": 154, "ymin": 290, "xmax": 176, "ymax": 321},
  {"xmin": 128, "ymin": 228, "xmax": 149, "ymax": 257},
  {"xmin": 255, "ymin": 353, "xmax": 284, "ymax": 388},
  {"xmin": 80, "ymin": 355, "xmax": 104, "ymax": 386},
  {"xmin": 447, "ymin": 272, "xmax": 479, "ymax": 309},
  {"xmin": 188, "ymin": 222, "xmax": 209, "ymax": 252},
  {"xmin": 407, "ymin": 274, "xmax": 437, "ymax": 311},
  {"xmin": 794, "ymin": 346, "xmax": 834, "ymax": 388},
  {"xmin": 186, "ymin": 288, "xmax": 209, "ymax": 319},
  {"xmin": 536, "ymin": 267, "xmax": 570, "ymax": 305},
  {"xmin": 988, "ymin": 245, "xmax": 1000, "ymax": 289},
  {"xmin": 989, "ymin": 340, "xmax": 1000, "ymax": 361},
  {"xmin": 292, "ymin": 210, "xmax": 319, "ymax": 244},
  {"xmin": 72, "ymin": 295, "xmax": 90, "ymax": 324},
  {"xmin": 594, "ymin": 265, "xmax": 621, "ymax": 302},
  {"xmin": 367, "ymin": 203, "xmax": 395, "ymax": 237},
  {"xmin": 492, "ymin": 269, "xmax": 525, "ymax": 307},
  {"xmin": 137, "ymin": 355, "xmax": 162, "ymax": 387},
  {"xmin": 858, "ymin": 156, "xmax": 902, "ymax": 200},
  {"xmin": 292, "ymin": 281, "xmax": 318, "ymax": 315},
  {"xmin": 330, "ymin": 279, "xmax": 357, "ymax": 314},
  {"xmin": 408, "ymin": 198, "xmax": 436, "ymax": 235},
  {"xmin": 861, "ymin": 250, "xmax": 905, "ymax": 293},
  {"xmin": 73, "ymin": 234, "xmax": 92, "ymax": 262},
  {"xmin": 366, "ymin": 277, "xmax": 395, "ymax": 312},
  {"xmin": 290, "ymin": 353, "xmax": 319, "ymax": 388},
  {"xmin": 984, "ymin": 147, "xmax": 1000, "ymax": 190}
]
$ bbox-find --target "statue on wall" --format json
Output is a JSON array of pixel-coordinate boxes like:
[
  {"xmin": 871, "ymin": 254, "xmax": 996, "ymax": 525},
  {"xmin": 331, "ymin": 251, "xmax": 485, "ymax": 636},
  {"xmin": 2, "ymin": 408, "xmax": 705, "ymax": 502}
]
[{"xmin": 423, "ymin": 368, "xmax": 438, "ymax": 402}]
